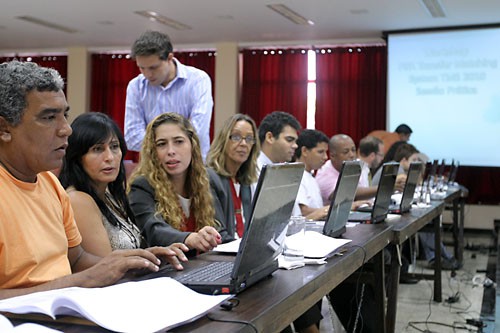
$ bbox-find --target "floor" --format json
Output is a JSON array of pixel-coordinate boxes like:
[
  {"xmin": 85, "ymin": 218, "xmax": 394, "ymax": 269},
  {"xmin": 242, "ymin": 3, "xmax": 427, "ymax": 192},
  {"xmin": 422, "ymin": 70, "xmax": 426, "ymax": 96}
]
[{"xmin": 318, "ymin": 230, "xmax": 497, "ymax": 333}]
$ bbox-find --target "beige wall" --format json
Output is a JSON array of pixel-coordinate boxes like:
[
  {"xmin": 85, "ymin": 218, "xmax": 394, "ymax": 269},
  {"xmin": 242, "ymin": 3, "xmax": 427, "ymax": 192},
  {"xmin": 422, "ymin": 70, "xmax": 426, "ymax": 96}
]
[
  {"xmin": 66, "ymin": 47, "xmax": 90, "ymax": 123},
  {"xmin": 443, "ymin": 204, "xmax": 500, "ymax": 230},
  {"xmin": 214, "ymin": 42, "xmax": 240, "ymax": 134}
]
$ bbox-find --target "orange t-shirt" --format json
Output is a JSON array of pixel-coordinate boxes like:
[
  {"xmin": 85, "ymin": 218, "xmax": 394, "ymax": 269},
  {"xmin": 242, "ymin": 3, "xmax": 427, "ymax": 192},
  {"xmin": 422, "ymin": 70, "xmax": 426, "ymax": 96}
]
[
  {"xmin": 0, "ymin": 167, "xmax": 82, "ymax": 289},
  {"xmin": 367, "ymin": 130, "xmax": 400, "ymax": 154}
]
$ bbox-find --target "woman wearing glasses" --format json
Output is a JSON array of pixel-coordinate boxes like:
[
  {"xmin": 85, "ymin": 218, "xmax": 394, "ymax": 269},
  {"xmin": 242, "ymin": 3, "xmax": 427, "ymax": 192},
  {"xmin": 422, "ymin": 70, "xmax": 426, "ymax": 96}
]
[
  {"xmin": 206, "ymin": 114, "xmax": 260, "ymax": 243},
  {"xmin": 128, "ymin": 113, "xmax": 221, "ymax": 253}
]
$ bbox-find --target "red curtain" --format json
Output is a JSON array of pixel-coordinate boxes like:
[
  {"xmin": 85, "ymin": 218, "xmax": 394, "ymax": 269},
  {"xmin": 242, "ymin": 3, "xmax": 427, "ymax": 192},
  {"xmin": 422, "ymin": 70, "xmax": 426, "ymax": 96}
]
[
  {"xmin": 90, "ymin": 54, "xmax": 139, "ymax": 132},
  {"xmin": 315, "ymin": 46, "xmax": 387, "ymax": 145},
  {"xmin": 0, "ymin": 55, "xmax": 68, "ymax": 94},
  {"xmin": 240, "ymin": 49, "xmax": 308, "ymax": 127}
]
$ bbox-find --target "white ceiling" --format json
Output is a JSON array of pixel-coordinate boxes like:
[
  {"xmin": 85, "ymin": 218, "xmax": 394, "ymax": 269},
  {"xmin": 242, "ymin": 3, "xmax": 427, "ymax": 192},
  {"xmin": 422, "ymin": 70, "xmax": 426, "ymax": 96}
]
[{"xmin": 1, "ymin": 0, "xmax": 499, "ymax": 53}]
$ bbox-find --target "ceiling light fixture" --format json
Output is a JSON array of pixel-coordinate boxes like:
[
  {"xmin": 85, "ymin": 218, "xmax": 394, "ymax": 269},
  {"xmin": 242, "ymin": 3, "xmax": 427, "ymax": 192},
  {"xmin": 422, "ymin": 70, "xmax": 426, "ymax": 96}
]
[
  {"xmin": 267, "ymin": 4, "xmax": 314, "ymax": 26},
  {"xmin": 16, "ymin": 16, "xmax": 78, "ymax": 33},
  {"xmin": 420, "ymin": 0, "xmax": 446, "ymax": 18},
  {"xmin": 135, "ymin": 11, "xmax": 192, "ymax": 30}
]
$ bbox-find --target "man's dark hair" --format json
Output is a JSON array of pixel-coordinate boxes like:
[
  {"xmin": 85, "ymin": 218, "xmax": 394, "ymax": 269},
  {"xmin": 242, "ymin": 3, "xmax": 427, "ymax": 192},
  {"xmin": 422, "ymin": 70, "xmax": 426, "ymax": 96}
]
[
  {"xmin": 395, "ymin": 124, "xmax": 413, "ymax": 134},
  {"xmin": 394, "ymin": 143, "xmax": 419, "ymax": 162},
  {"xmin": 131, "ymin": 31, "xmax": 173, "ymax": 60},
  {"xmin": 295, "ymin": 129, "xmax": 329, "ymax": 159},
  {"xmin": 359, "ymin": 135, "xmax": 383, "ymax": 157},
  {"xmin": 258, "ymin": 111, "xmax": 301, "ymax": 143}
]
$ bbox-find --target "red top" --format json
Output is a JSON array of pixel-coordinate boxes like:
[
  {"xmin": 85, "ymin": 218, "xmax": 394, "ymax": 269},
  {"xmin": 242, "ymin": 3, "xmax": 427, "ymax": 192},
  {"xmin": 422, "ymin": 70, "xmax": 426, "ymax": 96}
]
[{"xmin": 229, "ymin": 180, "xmax": 245, "ymax": 238}]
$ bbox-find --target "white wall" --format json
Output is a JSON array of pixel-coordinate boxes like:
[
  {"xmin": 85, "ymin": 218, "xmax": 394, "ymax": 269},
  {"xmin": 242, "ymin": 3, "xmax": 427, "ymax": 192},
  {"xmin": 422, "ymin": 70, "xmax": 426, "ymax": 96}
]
[{"xmin": 443, "ymin": 204, "xmax": 500, "ymax": 230}]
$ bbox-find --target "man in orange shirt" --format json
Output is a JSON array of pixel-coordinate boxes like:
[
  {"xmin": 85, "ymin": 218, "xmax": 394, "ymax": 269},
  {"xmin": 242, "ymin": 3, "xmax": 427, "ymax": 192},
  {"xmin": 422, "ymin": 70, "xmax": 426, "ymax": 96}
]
[
  {"xmin": 368, "ymin": 123, "xmax": 413, "ymax": 154},
  {"xmin": 0, "ymin": 61, "xmax": 187, "ymax": 300}
]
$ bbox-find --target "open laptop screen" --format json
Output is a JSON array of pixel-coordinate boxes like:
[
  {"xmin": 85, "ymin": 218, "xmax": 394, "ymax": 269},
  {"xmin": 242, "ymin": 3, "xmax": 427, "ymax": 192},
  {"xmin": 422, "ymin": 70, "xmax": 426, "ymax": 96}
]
[
  {"xmin": 323, "ymin": 161, "xmax": 361, "ymax": 237},
  {"xmin": 233, "ymin": 163, "xmax": 304, "ymax": 281},
  {"xmin": 399, "ymin": 162, "xmax": 423, "ymax": 212},
  {"xmin": 371, "ymin": 162, "xmax": 399, "ymax": 221}
]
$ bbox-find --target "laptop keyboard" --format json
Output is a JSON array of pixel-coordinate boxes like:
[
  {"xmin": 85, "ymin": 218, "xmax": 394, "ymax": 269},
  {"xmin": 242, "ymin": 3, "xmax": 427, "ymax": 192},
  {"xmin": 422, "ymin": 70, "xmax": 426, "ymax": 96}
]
[{"xmin": 177, "ymin": 261, "xmax": 234, "ymax": 283}]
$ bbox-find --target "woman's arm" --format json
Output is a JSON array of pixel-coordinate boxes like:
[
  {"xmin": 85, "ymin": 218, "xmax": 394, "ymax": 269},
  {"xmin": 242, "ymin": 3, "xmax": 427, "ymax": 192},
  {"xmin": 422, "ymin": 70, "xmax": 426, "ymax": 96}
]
[
  {"xmin": 128, "ymin": 177, "xmax": 191, "ymax": 246},
  {"xmin": 67, "ymin": 190, "xmax": 113, "ymax": 257}
]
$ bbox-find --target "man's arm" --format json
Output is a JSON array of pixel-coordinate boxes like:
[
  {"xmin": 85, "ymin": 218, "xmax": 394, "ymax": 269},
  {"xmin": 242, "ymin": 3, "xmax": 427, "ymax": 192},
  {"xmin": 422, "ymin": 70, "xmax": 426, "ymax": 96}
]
[
  {"xmin": 188, "ymin": 73, "xmax": 213, "ymax": 160},
  {"xmin": 354, "ymin": 186, "xmax": 378, "ymax": 200},
  {"xmin": 0, "ymin": 247, "xmax": 162, "ymax": 300},
  {"xmin": 128, "ymin": 177, "xmax": 191, "ymax": 246},
  {"xmin": 124, "ymin": 79, "xmax": 147, "ymax": 152}
]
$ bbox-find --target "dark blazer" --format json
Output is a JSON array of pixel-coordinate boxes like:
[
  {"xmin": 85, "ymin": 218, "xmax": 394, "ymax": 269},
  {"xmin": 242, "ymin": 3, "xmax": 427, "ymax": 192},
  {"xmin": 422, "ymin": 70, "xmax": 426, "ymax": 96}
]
[
  {"xmin": 208, "ymin": 168, "xmax": 252, "ymax": 243},
  {"xmin": 128, "ymin": 175, "xmax": 191, "ymax": 247}
]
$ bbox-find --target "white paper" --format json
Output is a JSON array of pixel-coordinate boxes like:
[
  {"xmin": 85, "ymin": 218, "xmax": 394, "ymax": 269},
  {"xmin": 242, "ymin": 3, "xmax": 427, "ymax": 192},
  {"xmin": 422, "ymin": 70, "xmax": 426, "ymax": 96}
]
[
  {"xmin": 0, "ymin": 278, "xmax": 231, "ymax": 333},
  {"xmin": 0, "ymin": 314, "xmax": 62, "ymax": 332},
  {"xmin": 212, "ymin": 239, "xmax": 241, "ymax": 253},
  {"xmin": 303, "ymin": 231, "xmax": 352, "ymax": 258}
]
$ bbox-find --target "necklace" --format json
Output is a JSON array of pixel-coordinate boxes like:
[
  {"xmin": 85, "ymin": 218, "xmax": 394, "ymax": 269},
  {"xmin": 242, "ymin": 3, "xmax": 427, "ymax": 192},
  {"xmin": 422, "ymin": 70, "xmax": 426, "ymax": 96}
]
[{"xmin": 104, "ymin": 191, "xmax": 142, "ymax": 248}]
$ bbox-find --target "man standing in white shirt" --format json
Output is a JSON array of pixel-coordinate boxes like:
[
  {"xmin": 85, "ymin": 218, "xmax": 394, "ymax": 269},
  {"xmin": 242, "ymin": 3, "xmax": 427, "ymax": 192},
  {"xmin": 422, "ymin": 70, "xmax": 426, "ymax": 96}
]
[{"xmin": 125, "ymin": 31, "xmax": 213, "ymax": 160}]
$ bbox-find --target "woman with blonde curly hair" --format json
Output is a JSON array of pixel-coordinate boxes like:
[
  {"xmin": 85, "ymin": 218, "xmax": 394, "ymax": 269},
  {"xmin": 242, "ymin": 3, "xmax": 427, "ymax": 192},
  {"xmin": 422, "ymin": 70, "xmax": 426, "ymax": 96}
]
[
  {"xmin": 128, "ymin": 113, "xmax": 221, "ymax": 253},
  {"xmin": 206, "ymin": 114, "xmax": 259, "ymax": 243}
]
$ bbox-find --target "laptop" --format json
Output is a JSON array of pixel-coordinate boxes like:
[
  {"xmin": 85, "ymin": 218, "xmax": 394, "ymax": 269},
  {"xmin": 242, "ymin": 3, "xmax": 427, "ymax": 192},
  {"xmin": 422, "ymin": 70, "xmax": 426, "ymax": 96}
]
[
  {"xmin": 307, "ymin": 161, "xmax": 361, "ymax": 238},
  {"xmin": 357, "ymin": 162, "xmax": 422, "ymax": 214},
  {"xmin": 348, "ymin": 162, "xmax": 399, "ymax": 224},
  {"xmin": 157, "ymin": 163, "xmax": 304, "ymax": 295},
  {"xmin": 437, "ymin": 159, "xmax": 446, "ymax": 179},
  {"xmin": 425, "ymin": 159, "xmax": 439, "ymax": 187},
  {"xmin": 388, "ymin": 162, "xmax": 422, "ymax": 214},
  {"xmin": 447, "ymin": 160, "xmax": 459, "ymax": 185}
]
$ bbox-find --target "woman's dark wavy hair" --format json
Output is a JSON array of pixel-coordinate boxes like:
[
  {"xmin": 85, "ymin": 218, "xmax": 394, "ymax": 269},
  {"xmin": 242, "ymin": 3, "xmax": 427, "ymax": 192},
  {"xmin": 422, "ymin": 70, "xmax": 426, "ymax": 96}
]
[{"xmin": 59, "ymin": 112, "xmax": 133, "ymax": 226}]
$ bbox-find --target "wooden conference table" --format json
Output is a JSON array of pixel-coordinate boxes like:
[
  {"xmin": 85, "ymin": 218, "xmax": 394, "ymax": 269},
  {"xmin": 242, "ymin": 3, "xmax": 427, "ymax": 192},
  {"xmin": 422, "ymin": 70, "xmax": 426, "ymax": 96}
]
[{"xmin": 10, "ymin": 203, "xmax": 446, "ymax": 333}]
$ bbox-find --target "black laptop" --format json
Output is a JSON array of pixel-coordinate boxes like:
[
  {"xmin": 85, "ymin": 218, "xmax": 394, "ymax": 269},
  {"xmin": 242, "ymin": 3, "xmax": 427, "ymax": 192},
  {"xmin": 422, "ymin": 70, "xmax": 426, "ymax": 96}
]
[
  {"xmin": 161, "ymin": 163, "xmax": 304, "ymax": 295},
  {"xmin": 348, "ymin": 162, "xmax": 399, "ymax": 224},
  {"xmin": 447, "ymin": 160, "xmax": 459, "ymax": 185},
  {"xmin": 307, "ymin": 161, "xmax": 361, "ymax": 237},
  {"xmin": 388, "ymin": 162, "xmax": 422, "ymax": 214}
]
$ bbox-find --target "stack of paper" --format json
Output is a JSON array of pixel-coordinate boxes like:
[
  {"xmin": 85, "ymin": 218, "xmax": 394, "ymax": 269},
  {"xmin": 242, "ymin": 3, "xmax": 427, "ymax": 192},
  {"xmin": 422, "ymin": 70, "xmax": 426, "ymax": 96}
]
[{"xmin": 0, "ymin": 278, "xmax": 231, "ymax": 333}]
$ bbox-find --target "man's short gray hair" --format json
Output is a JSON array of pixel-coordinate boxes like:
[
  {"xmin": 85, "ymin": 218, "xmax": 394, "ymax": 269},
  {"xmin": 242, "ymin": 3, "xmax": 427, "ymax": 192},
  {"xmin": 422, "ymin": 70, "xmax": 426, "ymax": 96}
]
[{"xmin": 0, "ymin": 61, "xmax": 64, "ymax": 125}]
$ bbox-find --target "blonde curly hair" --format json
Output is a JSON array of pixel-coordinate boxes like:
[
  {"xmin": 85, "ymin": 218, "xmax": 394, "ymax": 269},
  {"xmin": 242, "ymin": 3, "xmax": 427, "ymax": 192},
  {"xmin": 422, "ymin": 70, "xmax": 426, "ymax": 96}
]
[
  {"xmin": 206, "ymin": 114, "xmax": 260, "ymax": 185},
  {"xmin": 128, "ymin": 113, "xmax": 215, "ymax": 231}
]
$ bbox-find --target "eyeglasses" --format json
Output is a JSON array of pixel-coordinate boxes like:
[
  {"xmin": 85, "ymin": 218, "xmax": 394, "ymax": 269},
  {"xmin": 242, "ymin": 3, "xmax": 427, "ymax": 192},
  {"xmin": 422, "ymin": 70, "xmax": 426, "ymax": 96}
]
[{"xmin": 229, "ymin": 134, "xmax": 256, "ymax": 145}]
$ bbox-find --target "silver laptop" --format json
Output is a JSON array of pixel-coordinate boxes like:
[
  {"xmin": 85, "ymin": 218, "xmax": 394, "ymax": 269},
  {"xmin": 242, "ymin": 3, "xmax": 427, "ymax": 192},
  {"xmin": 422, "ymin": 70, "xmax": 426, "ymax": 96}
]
[
  {"xmin": 389, "ymin": 162, "xmax": 422, "ymax": 214},
  {"xmin": 348, "ymin": 162, "xmax": 399, "ymax": 224},
  {"xmin": 157, "ymin": 163, "xmax": 304, "ymax": 295},
  {"xmin": 307, "ymin": 161, "xmax": 361, "ymax": 237}
]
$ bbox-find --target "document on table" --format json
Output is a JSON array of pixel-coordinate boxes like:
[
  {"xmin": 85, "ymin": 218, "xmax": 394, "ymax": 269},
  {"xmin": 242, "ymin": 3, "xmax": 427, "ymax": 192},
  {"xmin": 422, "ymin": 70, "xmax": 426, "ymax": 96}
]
[
  {"xmin": 303, "ymin": 231, "xmax": 351, "ymax": 259},
  {"xmin": 0, "ymin": 277, "xmax": 232, "ymax": 333},
  {"xmin": 213, "ymin": 238, "xmax": 242, "ymax": 253},
  {"xmin": 213, "ymin": 232, "xmax": 351, "ymax": 259},
  {"xmin": 0, "ymin": 314, "xmax": 63, "ymax": 332}
]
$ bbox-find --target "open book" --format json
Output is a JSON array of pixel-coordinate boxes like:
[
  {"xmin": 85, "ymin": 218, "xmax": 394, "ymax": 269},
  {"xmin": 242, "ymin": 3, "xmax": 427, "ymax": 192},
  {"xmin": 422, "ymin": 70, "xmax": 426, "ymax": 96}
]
[
  {"xmin": 0, "ymin": 277, "xmax": 231, "ymax": 333},
  {"xmin": 0, "ymin": 313, "xmax": 62, "ymax": 332}
]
